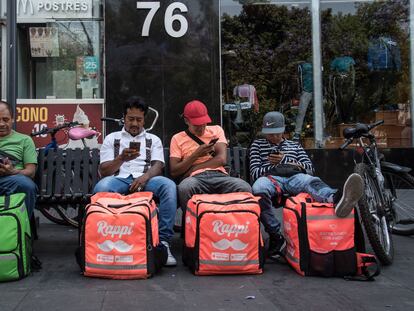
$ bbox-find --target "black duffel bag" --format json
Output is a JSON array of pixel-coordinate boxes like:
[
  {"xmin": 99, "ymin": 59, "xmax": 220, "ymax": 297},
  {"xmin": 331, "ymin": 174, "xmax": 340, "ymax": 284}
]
[{"xmin": 266, "ymin": 164, "xmax": 306, "ymax": 178}]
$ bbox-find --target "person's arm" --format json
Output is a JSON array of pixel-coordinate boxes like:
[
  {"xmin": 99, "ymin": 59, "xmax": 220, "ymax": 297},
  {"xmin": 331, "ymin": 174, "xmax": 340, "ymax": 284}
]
[
  {"xmin": 99, "ymin": 148, "xmax": 139, "ymax": 177},
  {"xmin": 98, "ymin": 134, "xmax": 140, "ymax": 177},
  {"xmin": 249, "ymin": 140, "xmax": 274, "ymax": 181},
  {"xmin": 184, "ymin": 142, "xmax": 227, "ymax": 177},
  {"xmin": 169, "ymin": 143, "xmax": 216, "ymax": 178},
  {"xmin": 295, "ymin": 144, "xmax": 314, "ymax": 174},
  {"xmin": 0, "ymin": 161, "xmax": 36, "ymax": 179},
  {"xmin": 129, "ymin": 160, "xmax": 164, "ymax": 192}
]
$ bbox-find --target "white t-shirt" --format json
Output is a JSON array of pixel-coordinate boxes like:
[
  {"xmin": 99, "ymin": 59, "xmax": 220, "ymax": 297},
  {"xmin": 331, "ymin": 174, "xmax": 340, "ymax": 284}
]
[{"xmin": 99, "ymin": 128, "xmax": 164, "ymax": 178}]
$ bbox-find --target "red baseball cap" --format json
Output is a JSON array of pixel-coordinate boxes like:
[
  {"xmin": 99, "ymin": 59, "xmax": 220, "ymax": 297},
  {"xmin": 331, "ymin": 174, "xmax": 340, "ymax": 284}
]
[{"xmin": 183, "ymin": 100, "xmax": 212, "ymax": 125}]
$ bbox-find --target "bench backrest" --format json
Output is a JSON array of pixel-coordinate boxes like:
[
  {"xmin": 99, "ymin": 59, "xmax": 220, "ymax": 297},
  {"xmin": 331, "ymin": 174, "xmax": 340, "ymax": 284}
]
[
  {"xmin": 36, "ymin": 147, "xmax": 250, "ymax": 201},
  {"xmin": 35, "ymin": 148, "xmax": 100, "ymax": 202}
]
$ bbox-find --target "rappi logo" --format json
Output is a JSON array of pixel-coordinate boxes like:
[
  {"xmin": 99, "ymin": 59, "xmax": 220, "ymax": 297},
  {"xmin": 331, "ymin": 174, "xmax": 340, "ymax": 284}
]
[
  {"xmin": 97, "ymin": 221, "xmax": 134, "ymax": 238},
  {"xmin": 212, "ymin": 220, "xmax": 249, "ymax": 238}
]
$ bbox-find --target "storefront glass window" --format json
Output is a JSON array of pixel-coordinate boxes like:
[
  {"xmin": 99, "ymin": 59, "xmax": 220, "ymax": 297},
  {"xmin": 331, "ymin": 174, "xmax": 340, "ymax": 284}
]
[
  {"xmin": 19, "ymin": 21, "xmax": 103, "ymax": 99},
  {"xmin": 220, "ymin": 0, "xmax": 312, "ymax": 147},
  {"xmin": 321, "ymin": 0, "xmax": 411, "ymax": 148}
]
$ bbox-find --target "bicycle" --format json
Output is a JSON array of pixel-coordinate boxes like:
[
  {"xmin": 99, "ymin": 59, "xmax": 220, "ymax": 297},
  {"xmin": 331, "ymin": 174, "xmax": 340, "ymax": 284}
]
[
  {"xmin": 31, "ymin": 122, "xmax": 100, "ymax": 227},
  {"xmin": 340, "ymin": 120, "xmax": 414, "ymax": 265}
]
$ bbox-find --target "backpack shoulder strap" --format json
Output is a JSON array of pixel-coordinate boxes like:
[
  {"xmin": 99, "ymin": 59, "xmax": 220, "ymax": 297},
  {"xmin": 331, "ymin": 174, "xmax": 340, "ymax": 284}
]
[
  {"xmin": 143, "ymin": 137, "xmax": 152, "ymax": 173},
  {"xmin": 114, "ymin": 138, "xmax": 121, "ymax": 158},
  {"xmin": 185, "ymin": 129, "xmax": 205, "ymax": 146},
  {"xmin": 113, "ymin": 138, "xmax": 121, "ymax": 176},
  {"xmin": 344, "ymin": 253, "xmax": 380, "ymax": 282},
  {"xmin": 185, "ymin": 129, "xmax": 216, "ymax": 156}
]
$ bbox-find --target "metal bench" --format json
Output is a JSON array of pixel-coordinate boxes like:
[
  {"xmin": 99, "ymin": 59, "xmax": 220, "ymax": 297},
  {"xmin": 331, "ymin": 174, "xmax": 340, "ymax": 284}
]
[
  {"xmin": 35, "ymin": 147, "xmax": 250, "ymax": 227},
  {"xmin": 35, "ymin": 148, "xmax": 100, "ymax": 227}
]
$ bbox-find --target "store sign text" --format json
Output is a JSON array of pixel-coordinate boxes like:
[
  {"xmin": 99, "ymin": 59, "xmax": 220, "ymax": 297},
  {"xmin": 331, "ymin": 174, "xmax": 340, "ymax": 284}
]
[
  {"xmin": 17, "ymin": 0, "xmax": 93, "ymax": 20},
  {"xmin": 16, "ymin": 107, "xmax": 48, "ymax": 123},
  {"xmin": 137, "ymin": 1, "xmax": 188, "ymax": 38}
]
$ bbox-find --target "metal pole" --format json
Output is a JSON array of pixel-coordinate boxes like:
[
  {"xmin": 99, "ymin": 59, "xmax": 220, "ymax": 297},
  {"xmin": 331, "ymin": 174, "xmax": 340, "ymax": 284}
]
[
  {"xmin": 410, "ymin": 0, "xmax": 414, "ymax": 146},
  {"xmin": 6, "ymin": 0, "xmax": 17, "ymax": 128},
  {"xmin": 311, "ymin": 0, "xmax": 323, "ymax": 148}
]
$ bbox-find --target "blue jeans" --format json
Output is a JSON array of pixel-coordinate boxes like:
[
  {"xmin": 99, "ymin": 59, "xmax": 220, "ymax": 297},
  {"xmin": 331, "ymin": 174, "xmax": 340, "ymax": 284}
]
[
  {"xmin": 93, "ymin": 175, "xmax": 177, "ymax": 243},
  {"xmin": 177, "ymin": 171, "xmax": 252, "ymax": 209},
  {"xmin": 252, "ymin": 173, "xmax": 336, "ymax": 236},
  {"xmin": 0, "ymin": 174, "xmax": 37, "ymax": 217}
]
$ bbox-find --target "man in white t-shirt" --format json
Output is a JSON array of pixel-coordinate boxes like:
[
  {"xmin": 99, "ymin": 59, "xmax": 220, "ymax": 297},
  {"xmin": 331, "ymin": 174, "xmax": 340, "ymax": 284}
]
[{"xmin": 93, "ymin": 97, "xmax": 177, "ymax": 266}]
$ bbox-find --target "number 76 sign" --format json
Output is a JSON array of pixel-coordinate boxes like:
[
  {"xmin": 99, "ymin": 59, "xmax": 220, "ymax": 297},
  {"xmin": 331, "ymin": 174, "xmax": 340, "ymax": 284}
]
[{"xmin": 137, "ymin": 1, "xmax": 188, "ymax": 38}]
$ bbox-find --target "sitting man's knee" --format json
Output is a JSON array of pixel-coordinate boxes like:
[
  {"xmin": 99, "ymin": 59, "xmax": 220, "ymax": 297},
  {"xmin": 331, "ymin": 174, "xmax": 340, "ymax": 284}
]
[
  {"xmin": 178, "ymin": 177, "xmax": 198, "ymax": 193},
  {"xmin": 252, "ymin": 177, "xmax": 271, "ymax": 195},
  {"xmin": 93, "ymin": 177, "xmax": 116, "ymax": 193},
  {"xmin": 14, "ymin": 174, "xmax": 37, "ymax": 193}
]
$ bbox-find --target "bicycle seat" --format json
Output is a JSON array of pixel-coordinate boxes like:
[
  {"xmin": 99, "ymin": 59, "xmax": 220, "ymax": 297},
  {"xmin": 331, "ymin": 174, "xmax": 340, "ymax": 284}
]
[
  {"xmin": 68, "ymin": 127, "xmax": 99, "ymax": 140},
  {"xmin": 343, "ymin": 123, "xmax": 369, "ymax": 139}
]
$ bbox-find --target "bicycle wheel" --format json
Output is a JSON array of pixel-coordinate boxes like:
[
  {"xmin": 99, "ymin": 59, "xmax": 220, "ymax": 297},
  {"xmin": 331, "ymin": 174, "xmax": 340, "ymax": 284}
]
[
  {"xmin": 382, "ymin": 171, "xmax": 414, "ymax": 236},
  {"xmin": 38, "ymin": 205, "xmax": 68, "ymax": 226},
  {"xmin": 54, "ymin": 204, "xmax": 79, "ymax": 228},
  {"xmin": 354, "ymin": 163, "xmax": 394, "ymax": 265},
  {"xmin": 38, "ymin": 204, "xmax": 79, "ymax": 227}
]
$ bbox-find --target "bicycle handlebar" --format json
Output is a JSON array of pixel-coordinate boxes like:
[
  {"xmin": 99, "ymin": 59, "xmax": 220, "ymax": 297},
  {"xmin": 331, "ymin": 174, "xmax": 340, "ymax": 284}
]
[
  {"xmin": 367, "ymin": 119, "xmax": 384, "ymax": 131},
  {"xmin": 339, "ymin": 138, "xmax": 353, "ymax": 150},
  {"xmin": 101, "ymin": 107, "xmax": 159, "ymax": 132},
  {"xmin": 31, "ymin": 121, "xmax": 80, "ymax": 137},
  {"xmin": 339, "ymin": 119, "xmax": 385, "ymax": 150}
]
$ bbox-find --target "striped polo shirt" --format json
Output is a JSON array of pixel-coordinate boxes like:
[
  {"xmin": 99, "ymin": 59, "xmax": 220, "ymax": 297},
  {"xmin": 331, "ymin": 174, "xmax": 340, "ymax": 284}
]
[{"xmin": 249, "ymin": 138, "xmax": 314, "ymax": 181}]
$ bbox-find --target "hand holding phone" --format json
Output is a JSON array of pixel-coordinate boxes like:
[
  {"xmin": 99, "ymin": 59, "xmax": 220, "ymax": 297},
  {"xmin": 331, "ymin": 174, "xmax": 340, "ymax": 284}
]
[
  {"xmin": 129, "ymin": 141, "xmax": 140, "ymax": 151},
  {"xmin": 271, "ymin": 149, "xmax": 280, "ymax": 155},
  {"xmin": 209, "ymin": 138, "xmax": 219, "ymax": 145}
]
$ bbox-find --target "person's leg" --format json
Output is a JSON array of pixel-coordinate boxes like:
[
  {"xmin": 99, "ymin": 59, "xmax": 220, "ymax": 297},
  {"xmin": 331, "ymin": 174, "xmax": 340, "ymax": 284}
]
[
  {"xmin": 177, "ymin": 173, "xmax": 212, "ymax": 210},
  {"xmin": 213, "ymin": 173, "xmax": 252, "ymax": 194},
  {"xmin": 285, "ymin": 173, "xmax": 336, "ymax": 202},
  {"xmin": 145, "ymin": 176, "xmax": 177, "ymax": 266},
  {"xmin": 92, "ymin": 176, "xmax": 132, "ymax": 194},
  {"xmin": 285, "ymin": 173, "xmax": 364, "ymax": 218},
  {"xmin": 252, "ymin": 176, "xmax": 282, "ymax": 235},
  {"xmin": 0, "ymin": 175, "xmax": 37, "ymax": 217},
  {"xmin": 252, "ymin": 176, "xmax": 286, "ymax": 260},
  {"xmin": 294, "ymin": 91, "xmax": 312, "ymax": 138},
  {"xmin": 144, "ymin": 176, "xmax": 177, "ymax": 244}
]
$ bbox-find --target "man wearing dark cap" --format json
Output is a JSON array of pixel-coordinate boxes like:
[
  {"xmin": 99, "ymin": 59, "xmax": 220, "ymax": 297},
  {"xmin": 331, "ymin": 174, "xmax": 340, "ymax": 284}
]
[
  {"xmin": 169, "ymin": 100, "xmax": 252, "ymax": 210},
  {"xmin": 250, "ymin": 111, "xmax": 364, "ymax": 261}
]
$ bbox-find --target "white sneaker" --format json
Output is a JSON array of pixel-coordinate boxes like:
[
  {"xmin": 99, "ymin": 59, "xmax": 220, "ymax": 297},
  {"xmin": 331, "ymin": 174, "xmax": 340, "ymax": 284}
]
[
  {"xmin": 335, "ymin": 173, "xmax": 364, "ymax": 218},
  {"xmin": 161, "ymin": 241, "xmax": 177, "ymax": 267}
]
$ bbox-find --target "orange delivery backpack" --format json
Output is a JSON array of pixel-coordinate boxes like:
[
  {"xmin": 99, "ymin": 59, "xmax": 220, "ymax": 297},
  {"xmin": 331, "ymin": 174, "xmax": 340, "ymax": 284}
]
[
  {"xmin": 283, "ymin": 193, "xmax": 380, "ymax": 280},
  {"xmin": 183, "ymin": 192, "xmax": 265, "ymax": 275},
  {"xmin": 76, "ymin": 192, "xmax": 167, "ymax": 279}
]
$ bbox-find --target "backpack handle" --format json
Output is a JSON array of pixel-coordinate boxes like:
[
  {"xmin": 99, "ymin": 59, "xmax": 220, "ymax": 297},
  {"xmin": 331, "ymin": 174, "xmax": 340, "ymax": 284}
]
[
  {"xmin": 107, "ymin": 203, "xmax": 132, "ymax": 208},
  {"xmin": 0, "ymin": 195, "xmax": 11, "ymax": 210}
]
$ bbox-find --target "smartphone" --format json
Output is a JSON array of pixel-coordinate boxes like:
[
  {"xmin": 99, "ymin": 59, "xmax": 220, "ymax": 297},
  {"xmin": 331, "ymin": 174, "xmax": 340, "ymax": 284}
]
[
  {"xmin": 129, "ymin": 141, "xmax": 140, "ymax": 151},
  {"xmin": 271, "ymin": 149, "xmax": 280, "ymax": 155},
  {"xmin": 209, "ymin": 138, "xmax": 219, "ymax": 145}
]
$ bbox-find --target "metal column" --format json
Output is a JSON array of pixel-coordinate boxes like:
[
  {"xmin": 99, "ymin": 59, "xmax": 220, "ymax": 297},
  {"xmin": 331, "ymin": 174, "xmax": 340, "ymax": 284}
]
[
  {"xmin": 410, "ymin": 0, "xmax": 414, "ymax": 146},
  {"xmin": 6, "ymin": 0, "xmax": 17, "ymax": 126},
  {"xmin": 311, "ymin": 0, "xmax": 323, "ymax": 147}
]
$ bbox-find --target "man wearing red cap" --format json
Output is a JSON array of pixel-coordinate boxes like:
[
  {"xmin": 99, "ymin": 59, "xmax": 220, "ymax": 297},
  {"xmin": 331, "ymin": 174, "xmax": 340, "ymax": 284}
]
[{"xmin": 169, "ymin": 100, "xmax": 251, "ymax": 210}]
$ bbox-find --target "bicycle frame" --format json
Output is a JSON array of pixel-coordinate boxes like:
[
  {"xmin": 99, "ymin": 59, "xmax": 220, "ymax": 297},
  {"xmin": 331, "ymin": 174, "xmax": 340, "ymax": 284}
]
[{"xmin": 354, "ymin": 136, "xmax": 390, "ymax": 211}]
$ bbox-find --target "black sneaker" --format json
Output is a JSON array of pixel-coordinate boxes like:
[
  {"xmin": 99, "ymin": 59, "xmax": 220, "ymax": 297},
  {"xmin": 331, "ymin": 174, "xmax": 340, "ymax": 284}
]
[
  {"xmin": 334, "ymin": 173, "xmax": 364, "ymax": 218},
  {"xmin": 268, "ymin": 234, "xmax": 286, "ymax": 262}
]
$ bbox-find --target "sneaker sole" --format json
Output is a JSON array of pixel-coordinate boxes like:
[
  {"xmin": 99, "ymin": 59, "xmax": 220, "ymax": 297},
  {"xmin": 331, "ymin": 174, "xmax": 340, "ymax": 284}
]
[{"xmin": 335, "ymin": 173, "xmax": 364, "ymax": 218}]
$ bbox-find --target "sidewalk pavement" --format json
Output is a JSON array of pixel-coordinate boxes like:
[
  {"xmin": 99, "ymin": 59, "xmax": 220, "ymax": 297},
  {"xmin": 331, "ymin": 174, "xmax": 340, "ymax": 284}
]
[{"xmin": 1, "ymin": 222, "xmax": 413, "ymax": 311}]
